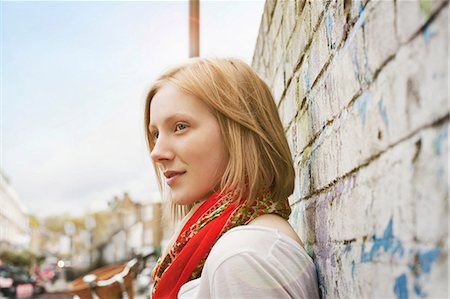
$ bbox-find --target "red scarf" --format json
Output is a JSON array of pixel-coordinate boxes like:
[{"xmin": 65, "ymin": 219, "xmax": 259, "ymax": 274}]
[{"xmin": 151, "ymin": 191, "xmax": 291, "ymax": 298}]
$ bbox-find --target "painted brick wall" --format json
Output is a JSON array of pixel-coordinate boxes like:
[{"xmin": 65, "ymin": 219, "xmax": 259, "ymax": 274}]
[{"xmin": 252, "ymin": 0, "xmax": 448, "ymax": 298}]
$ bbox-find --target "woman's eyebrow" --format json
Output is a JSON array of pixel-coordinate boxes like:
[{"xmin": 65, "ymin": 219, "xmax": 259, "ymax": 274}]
[{"xmin": 149, "ymin": 112, "xmax": 192, "ymax": 130}]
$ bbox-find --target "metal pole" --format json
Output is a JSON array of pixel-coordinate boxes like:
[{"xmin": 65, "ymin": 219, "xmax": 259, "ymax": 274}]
[{"xmin": 189, "ymin": 0, "xmax": 200, "ymax": 57}]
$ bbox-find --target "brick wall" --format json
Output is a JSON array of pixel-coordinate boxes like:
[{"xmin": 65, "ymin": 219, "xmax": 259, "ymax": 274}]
[{"xmin": 252, "ymin": 0, "xmax": 448, "ymax": 298}]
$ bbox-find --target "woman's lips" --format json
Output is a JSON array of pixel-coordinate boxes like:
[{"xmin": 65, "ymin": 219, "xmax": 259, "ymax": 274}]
[{"xmin": 167, "ymin": 172, "xmax": 186, "ymax": 187}]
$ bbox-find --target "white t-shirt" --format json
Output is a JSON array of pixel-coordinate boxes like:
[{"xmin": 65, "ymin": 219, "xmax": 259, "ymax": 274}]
[{"xmin": 178, "ymin": 226, "xmax": 320, "ymax": 299}]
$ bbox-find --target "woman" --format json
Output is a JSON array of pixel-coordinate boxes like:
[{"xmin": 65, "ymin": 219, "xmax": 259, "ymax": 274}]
[{"xmin": 144, "ymin": 58, "xmax": 319, "ymax": 298}]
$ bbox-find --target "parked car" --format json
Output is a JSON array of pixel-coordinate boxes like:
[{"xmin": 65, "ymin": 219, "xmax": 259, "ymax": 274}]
[
  {"xmin": 0, "ymin": 265, "xmax": 34, "ymax": 299},
  {"xmin": 0, "ymin": 265, "xmax": 14, "ymax": 297}
]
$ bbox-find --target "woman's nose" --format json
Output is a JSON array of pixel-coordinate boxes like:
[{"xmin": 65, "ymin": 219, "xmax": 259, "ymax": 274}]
[{"xmin": 150, "ymin": 137, "xmax": 174, "ymax": 163}]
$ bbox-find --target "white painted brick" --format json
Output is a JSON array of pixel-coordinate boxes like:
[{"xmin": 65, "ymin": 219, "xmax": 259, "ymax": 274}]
[
  {"xmin": 253, "ymin": 1, "xmax": 449, "ymax": 298},
  {"xmin": 348, "ymin": 0, "xmax": 366, "ymax": 24},
  {"xmin": 264, "ymin": 0, "xmax": 277, "ymax": 27},
  {"xmin": 295, "ymin": 145, "xmax": 313, "ymax": 200},
  {"xmin": 323, "ymin": 0, "xmax": 346, "ymax": 51},
  {"xmin": 307, "ymin": 18, "xmax": 331, "ymax": 87},
  {"xmin": 297, "ymin": 52, "xmax": 311, "ymax": 98},
  {"xmin": 268, "ymin": 0, "xmax": 284, "ymax": 46},
  {"xmin": 295, "ymin": 0, "xmax": 307, "ymax": 18},
  {"xmin": 396, "ymin": 0, "xmax": 446, "ymax": 43},
  {"xmin": 413, "ymin": 125, "xmax": 448, "ymax": 243},
  {"xmin": 364, "ymin": 0, "xmax": 399, "ymax": 75},
  {"xmin": 309, "ymin": 0, "xmax": 329, "ymax": 31},
  {"xmin": 282, "ymin": 0, "xmax": 297, "ymax": 44},
  {"xmin": 309, "ymin": 9, "xmax": 449, "ymax": 192},
  {"xmin": 271, "ymin": 64, "xmax": 285, "ymax": 106},
  {"xmin": 295, "ymin": 98, "xmax": 315, "ymax": 155},
  {"xmin": 279, "ymin": 78, "xmax": 297, "ymax": 129},
  {"xmin": 310, "ymin": 124, "xmax": 447, "ymax": 298},
  {"xmin": 285, "ymin": 122, "xmax": 297, "ymax": 164},
  {"xmin": 284, "ymin": 3, "xmax": 312, "ymax": 81}
]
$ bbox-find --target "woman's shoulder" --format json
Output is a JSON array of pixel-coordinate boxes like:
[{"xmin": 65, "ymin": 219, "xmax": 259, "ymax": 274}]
[
  {"xmin": 207, "ymin": 224, "xmax": 314, "ymax": 271},
  {"xmin": 194, "ymin": 225, "xmax": 320, "ymax": 299}
]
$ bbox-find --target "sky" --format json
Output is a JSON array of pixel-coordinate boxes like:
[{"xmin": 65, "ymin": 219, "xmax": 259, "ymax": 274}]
[{"xmin": 1, "ymin": 0, "xmax": 265, "ymax": 218}]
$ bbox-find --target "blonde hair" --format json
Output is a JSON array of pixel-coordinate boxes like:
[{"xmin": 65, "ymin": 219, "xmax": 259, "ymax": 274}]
[{"xmin": 144, "ymin": 57, "xmax": 294, "ymax": 219}]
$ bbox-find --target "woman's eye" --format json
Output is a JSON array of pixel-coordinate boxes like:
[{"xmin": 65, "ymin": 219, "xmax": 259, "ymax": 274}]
[
  {"xmin": 151, "ymin": 131, "xmax": 159, "ymax": 140},
  {"xmin": 175, "ymin": 123, "xmax": 188, "ymax": 132}
]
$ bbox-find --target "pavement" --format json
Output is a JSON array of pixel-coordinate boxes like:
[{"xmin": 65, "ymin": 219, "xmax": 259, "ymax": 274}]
[{"xmin": 33, "ymin": 277, "xmax": 151, "ymax": 299}]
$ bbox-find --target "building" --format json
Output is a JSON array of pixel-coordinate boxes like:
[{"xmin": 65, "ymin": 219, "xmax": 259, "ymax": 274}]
[{"xmin": 0, "ymin": 172, "xmax": 30, "ymax": 251}]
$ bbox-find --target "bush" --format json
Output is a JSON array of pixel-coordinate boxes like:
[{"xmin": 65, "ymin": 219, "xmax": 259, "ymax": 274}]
[{"xmin": 0, "ymin": 250, "xmax": 35, "ymax": 268}]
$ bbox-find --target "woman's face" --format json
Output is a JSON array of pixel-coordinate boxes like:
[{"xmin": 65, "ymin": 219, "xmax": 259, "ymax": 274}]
[{"xmin": 149, "ymin": 84, "xmax": 229, "ymax": 205}]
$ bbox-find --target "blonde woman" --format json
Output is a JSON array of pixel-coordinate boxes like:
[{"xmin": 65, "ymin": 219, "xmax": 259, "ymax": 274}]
[{"xmin": 145, "ymin": 58, "xmax": 319, "ymax": 299}]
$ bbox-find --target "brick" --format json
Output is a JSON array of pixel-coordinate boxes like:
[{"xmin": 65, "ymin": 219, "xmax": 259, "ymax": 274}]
[
  {"xmin": 297, "ymin": 52, "xmax": 311, "ymax": 98},
  {"xmin": 347, "ymin": 0, "xmax": 366, "ymax": 24},
  {"xmin": 282, "ymin": 0, "xmax": 297, "ymax": 44},
  {"xmin": 323, "ymin": 0, "xmax": 346, "ymax": 51},
  {"xmin": 363, "ymin": 1, "xmax": 399, "ymax": 76},
  {"xmin": 271, "ymin": 64, "xmax": 285, "ymax": 106},
  {"xmin": 310, "ymin": 124, "xmax": 448, "ymax": 298},
  {"xmin": 307, "ymin": 18, "xmax": 331, "ymax": 88},
  {"xmin": 342, "ymin": 12, "xmax": 371, "ymax": 88},
  {"xmin": 253, "ymin": 1, "xmax": 449, "ymax": 298},
  {"xmin": 309, "ymin": 0, "xmax": 329, "ymax": 32},
  {"xmin": 284, "ymin": 2, "xmax": 312, "ymax": 81},
  {"xmin": 264, "ymin": 0, "xmax": 277, "ymax": 28},
  {"xmin": 413, "ymin": 125, "xmax": 448, "ymax": 243},
  {"xmin": 279, "ymin": 78, "xmax": 298, "ymax": 129},
  {"xmin": 396, "ymin": 0, "xmax": 447, "ymax": 43},
  {"xmin": 308, "ymin": 8, "xmax": 448, "ymax": 192},
  {"xmin": 295, "ymin": 100, "xmax": 315, "ymax": 156}
]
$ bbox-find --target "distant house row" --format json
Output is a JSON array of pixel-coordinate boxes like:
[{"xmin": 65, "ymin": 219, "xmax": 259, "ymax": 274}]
[{"xmin": 0, "ymin": 171, "xmax": 30, "ymax": 252}]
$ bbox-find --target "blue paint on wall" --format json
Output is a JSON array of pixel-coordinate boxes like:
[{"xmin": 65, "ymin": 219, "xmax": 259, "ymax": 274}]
[
  {"xmin": 378, "ymin": 97, "xmax": 389, "ymax": 127},
  {"xmin": 408, "ymin": 246, "xmax": 442, "ymax": 298},
  {"xmin": 344, "ymin": 244, "xmax": 352, "ymax": 253},
  {"xmin": 432, "ymin": 126, "xmax": 448, "ymax": 156},
  {"xmin": 354, "ymin": 91, "xmax": 371, "ymax": 127},
  {"xmin": 414, "ymin": 281, "xmax": 426, "ymax": 298},
  {"xmin": 325, "ymin": 11, "xmax": 334, "ymax": 49},
  {"xmin": 351, "ymin": 46, "xmax": 361, "ymax": 81},
  {"xmin": 303, "ymin": 69, "xmax": 311, "ymax": 92},
  {"xmin": 351, "ymin": 260, "xmax": 356, "ymax": 279},
  {"xmin": 361, "ymin": 218, "xmax": 404, "ymax": 263},
  {"xmin": 422, "ymin": 23, "xmax": 437, "ymax": 43},
  {"xmin": 358, "ymin": 0, "xmax": 364, "ymax": 18},
  {"xmin": 363, "ymin": 46, "xmax": 371, "ymax": 83},
  {"xmin": 343, "ymin": 2, "xmax": 365, "ymax": 51},
  {"xmin": 418, "ymin": 248, "xmax": 441, "ymax": 274},
  {"xmin": 394, "ymin": 274, "xmax": 409, "ymax": 299}
]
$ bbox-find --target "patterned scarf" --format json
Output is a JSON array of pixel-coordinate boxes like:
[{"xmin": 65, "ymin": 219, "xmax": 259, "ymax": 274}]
[{"xmin": 151, "ymin": 190, "xmax": 291, "ymax": 298}]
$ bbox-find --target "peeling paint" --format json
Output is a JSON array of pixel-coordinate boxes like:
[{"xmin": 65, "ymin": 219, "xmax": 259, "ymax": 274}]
[
  {"xmin": 408, "ymin": 247, "xmax": 442, "ymax": 298},
  {"xmin": 417, "ymin": 247, "xmax": 441, "ymax": 274},
  {"xmin": 344, "ymin": 244, "xmax": 352, "ymax": 253},
  {"xmin": 354, "ymin": 91, "xmax": 371, "ymax": 127},
  {"xmin": 362, "ymin": 46, "xmax": 371, "ymax": 83},
  {"xmin": 351, "ymin": 260, "xmax": 356, "ymax": 279},
  {"xmin": 378, "ymin": 97, "xmax": 389, "ymax": 127},
  {"xmin": 360, "ymin": 218, "xmax": 404, "ymax": 263},
  {"xmin": 325, "ymin": 11, "xmax": 335, "ymax": 49},
  {"xmin": 394, "ymin": 274, "xmax": 409, "ymax": 299},
  {"xmin": 414, "ymin": 281, "xmax": 426, "ymax": 298},
  {"xmin": 432, "ymin": 125, "xmax": 448, "ymax": 156},
  {"xmin": 351, "ymin": 46, "xmax": 361, "ymax": 81},
  {"xmin": 343, "ymin": 4, "xmax": 366, "ymax": 50},
  {"xmin": 357, "ymin": 0, "xmax": 364, "ymax": 17},
  {"xmin": 302, "ymin": 57, "xmax": 311, "ymax": 92},
  {"xmin": 422, "ymin": 23, "xmax": 438, "ymax": 43}
]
